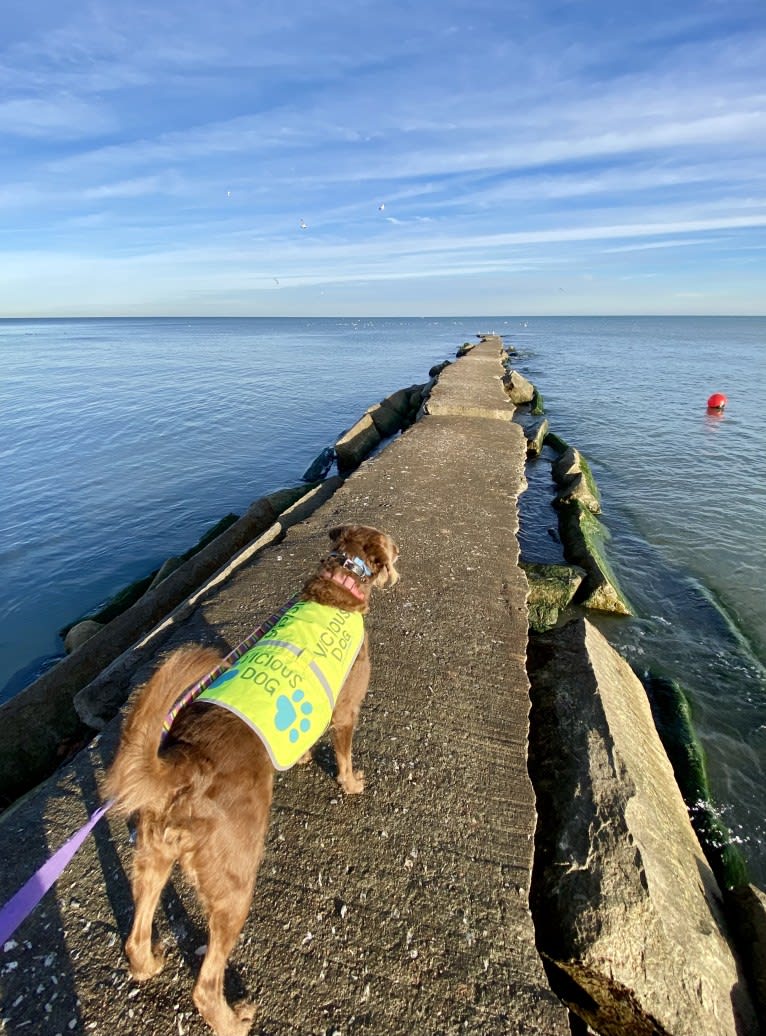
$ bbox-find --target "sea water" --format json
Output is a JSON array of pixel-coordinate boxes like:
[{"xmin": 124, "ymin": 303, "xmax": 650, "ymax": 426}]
[{"xmin": 1, "ymin": 316, "xmax": 764, "ymax": 882}]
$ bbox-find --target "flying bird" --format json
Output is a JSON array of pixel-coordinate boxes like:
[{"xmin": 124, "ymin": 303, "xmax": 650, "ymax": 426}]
[{"xmin": 300, "ymin": 219, "xmax": 308, "ymax": 230}]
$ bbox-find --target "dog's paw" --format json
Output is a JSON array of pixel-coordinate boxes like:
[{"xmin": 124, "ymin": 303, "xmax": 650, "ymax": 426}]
[
  {"xmin": 207, "ymin": 999, "xmax": 255, "ymax": 1036},
  {"xmin": 127, "ymin": 943, "xmax": 165, "ymax": 981},
  {"xmin": 296, "ymin": 749, "xmax": 313, "ymax": 765},
  {"xmin": 233, "ymin": 999, "xmax": 256, "ymax": 1024},
  {"xmin": 338, "ymin": 769, "xmax": 365, "ymax": 795}
]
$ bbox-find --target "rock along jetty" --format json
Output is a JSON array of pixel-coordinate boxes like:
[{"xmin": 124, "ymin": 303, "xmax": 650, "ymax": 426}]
[{"xmin": 0, "ymin": 338, "xmax": 760, "ymax": 1036}]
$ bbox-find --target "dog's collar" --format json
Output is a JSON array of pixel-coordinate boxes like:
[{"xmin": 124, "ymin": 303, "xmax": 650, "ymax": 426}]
[
  {"xmin": 322, "ymin": 568, "xmax": 367, "ymax": 601},
  {"xmin": 328, "ymin": 552, "xmax": 373, "ymax": 581}
]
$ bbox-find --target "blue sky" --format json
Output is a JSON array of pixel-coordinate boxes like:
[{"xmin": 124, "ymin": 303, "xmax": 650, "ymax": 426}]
[{"xmin": 1, "ymin": 0, "xmax": 765, "ymax": 316}]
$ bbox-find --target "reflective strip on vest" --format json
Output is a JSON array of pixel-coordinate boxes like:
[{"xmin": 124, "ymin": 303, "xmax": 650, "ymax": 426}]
[{"xmin": 198, "ymin": 601, "xmax": 365, "ymax": 770}]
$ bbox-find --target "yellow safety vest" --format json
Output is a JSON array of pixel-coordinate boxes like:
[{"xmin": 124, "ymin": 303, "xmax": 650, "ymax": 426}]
[{"xmin": 198, "ymin": 601, "xmax": 365, "ymax": 770}]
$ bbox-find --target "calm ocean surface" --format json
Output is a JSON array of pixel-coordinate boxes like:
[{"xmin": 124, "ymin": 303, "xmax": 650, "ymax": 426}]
[{"xmin": 1, "ymin": 316, "xmax": 764, "ymax": 882}]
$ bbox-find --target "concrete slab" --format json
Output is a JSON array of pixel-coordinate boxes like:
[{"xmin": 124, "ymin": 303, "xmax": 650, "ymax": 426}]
[{"xmin": 425, "ymin": 340, "xmax": 515, "ymax": 421}]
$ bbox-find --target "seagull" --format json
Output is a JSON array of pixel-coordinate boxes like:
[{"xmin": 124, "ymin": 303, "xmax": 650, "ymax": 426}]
[
  {"xmin": 300, "ymin": 219, "xmax": 308, "ymax": 230},
  {"xmin": 378, "ymin": 202, "xmax": 385, "ymax": 211}
]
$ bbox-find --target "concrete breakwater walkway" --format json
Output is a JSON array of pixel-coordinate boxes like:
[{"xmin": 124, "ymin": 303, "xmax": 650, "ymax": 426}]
[
  {"xmin": 0, "ymin": 339, "xmax": 758, "ymax": 1036},
  {"xmin": 0, "ymin": 340, "xmax": 570, "ymax": 1035}
]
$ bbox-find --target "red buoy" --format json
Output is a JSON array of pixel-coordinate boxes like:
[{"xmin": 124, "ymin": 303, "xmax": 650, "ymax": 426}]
[{"xmin": 707, "ymin": 392, "xmax": 727, "ymax": 410}]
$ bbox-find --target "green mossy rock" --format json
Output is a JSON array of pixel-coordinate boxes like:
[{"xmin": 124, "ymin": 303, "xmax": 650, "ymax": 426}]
[
  {"xmin": 522, "ymin": 562, "xmax": 586, "ymax": 631},
  {"xmin": 557, "ymin": 501, "xmax": 632, "ymax": 615},
  {"xmin": 641, "ymin": 672, "xmax": 749, "ymax": 891},
  {"xmin": 552, "ymin": 446, "xmax": 601, "ymax": 513},
  {"xmin": 544, "ymin": 431, "xmax": 570, "ymax": 454}
]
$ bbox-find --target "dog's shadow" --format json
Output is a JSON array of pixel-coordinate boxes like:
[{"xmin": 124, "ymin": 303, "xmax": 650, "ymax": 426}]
[{"xmin": 307, "ymin": 739, "xmax": 338, "ymax": 782}]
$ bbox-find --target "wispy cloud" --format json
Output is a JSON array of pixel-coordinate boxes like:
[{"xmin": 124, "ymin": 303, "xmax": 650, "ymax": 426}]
[{"xmin": 1, "ymin": 0, "xmax": 765, "ymax": 314}]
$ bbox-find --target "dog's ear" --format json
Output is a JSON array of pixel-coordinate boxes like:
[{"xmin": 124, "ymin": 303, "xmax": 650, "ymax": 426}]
[
  {"xmin": 328, "ymin": 524, "xmax": 351, "ymax": 544},
  {"xmin": 370, "ymin": 533, "xmax": 400, "ymax": 587}
]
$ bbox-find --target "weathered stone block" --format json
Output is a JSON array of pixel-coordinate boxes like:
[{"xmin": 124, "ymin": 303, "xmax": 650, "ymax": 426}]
[
  {"xmin": 302, "ymin": 445, "xmax": 335, "ymax": 482},
  {"xmin": 502, "ymin": 369, "xmax": 536, "ymax": 404},
  {"xmin": 366, "ymin": 401, "xmax": 404, "ymax": 438},
  {"xmin": 380, "ymin": 386, "xmax": 412, "ymax": 416},
  {"xmin": 147, "ymin": 556, "xmax": 184, "ymax": 591},
  {"xmin": 64, "ymin": 620, "xmax": 103, "ymax": 653},
  {"xmin": 524, "ymin": 417, "xmax": 549, "ymax": 456},
  {"xmin": 334, "ymin": 414, "xmax": 382, "ymax": 473},
  {"xmin": 728, "ymin": 884, "xmax": 766, "ymax": 1020},
  {"xmin": 428, "ymin": 359, "xmax": 451, "ymax": 378},
  {"xmin": 528, "ymin": 618, "xmax": 758, "ymax": 1036}
]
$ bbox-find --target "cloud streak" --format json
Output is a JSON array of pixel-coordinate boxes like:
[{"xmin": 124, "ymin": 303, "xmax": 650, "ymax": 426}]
[{"xmin": 1, "ymin": 0, "xmax": 765, "ymax": 314}]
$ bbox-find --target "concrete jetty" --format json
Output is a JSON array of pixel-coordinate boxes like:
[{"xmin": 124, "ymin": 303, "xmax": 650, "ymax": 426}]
[
  {"xmin": 0, "ymin": 338, "xmax": 758, "ymax": 1035},
  {"xmin": 0, "ymin": 339, "xmax": 570, "ymax": 1035}
]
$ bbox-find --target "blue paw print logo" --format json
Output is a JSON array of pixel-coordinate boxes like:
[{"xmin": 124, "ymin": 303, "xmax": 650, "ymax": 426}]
[{"xmin": 275, "ymin": 689, "xmax": 313, "ymax": 742}]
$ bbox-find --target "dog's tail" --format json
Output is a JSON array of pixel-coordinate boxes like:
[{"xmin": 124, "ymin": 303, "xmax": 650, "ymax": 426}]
[{"xmin": 104, "ymin": 645, "xmax": 223, "ymax": 816}]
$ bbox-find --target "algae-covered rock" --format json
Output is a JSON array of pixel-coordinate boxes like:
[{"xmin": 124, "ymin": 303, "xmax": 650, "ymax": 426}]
[
  {"xmin": 641, "ymin": 672, "xmax": 748, "ymax": 891},
  {"xmin": 531, "ymin": 387, "xmax": 545, "ymax": 416},
  {"xmin": 380, "ymin": 386, "xmax": 412, "ymax": 416},
  {"xmin": 263, "ymin": 485, "xmax": 315, "ymax": 515},
  {"xmin": 557, "ymin": 501, "xmax": 632, "ymax": 614},
  {"xmin": 179, "ymin": 513, "xmax": 240, "ymax": 560},
  {"xmin": 81, "ymin": 573, "xmax": 156, "ymax": 626},
  {"xmin": 552, "ymin": 446, "xmax": 601, "ymax": 513},
  {"xmin": 544, "ymin": 430, "xmax": 570, "ymax": 454},
  {"xmin": 522, "ymin": 562, "xmax": 585, "ymax": 631}
]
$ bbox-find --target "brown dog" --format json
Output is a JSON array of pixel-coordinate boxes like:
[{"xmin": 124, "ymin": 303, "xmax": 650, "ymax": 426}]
[{"xmin": 105, "ymin": 524, "xmax": 399, "ymax": 1036}]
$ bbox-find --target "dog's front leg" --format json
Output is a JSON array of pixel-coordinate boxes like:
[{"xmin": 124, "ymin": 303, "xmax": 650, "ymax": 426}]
[{"xmin": 331, "ymin": 638, "xmax": 371, "ymax": 795}]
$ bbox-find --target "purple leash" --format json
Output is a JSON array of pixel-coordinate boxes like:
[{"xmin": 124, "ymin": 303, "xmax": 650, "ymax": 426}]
[
  {"xmin": 0, "ymin": 800, "xmax": 112, "ymax": 946},
  {"xmin": 0, "ymin": 595, "xmax": 299, "ymax": 948}
]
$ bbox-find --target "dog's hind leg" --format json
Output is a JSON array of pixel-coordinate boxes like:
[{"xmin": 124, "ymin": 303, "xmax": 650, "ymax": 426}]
[
  {"xmin": 192, "ymin": 893, "xmax": 256, "ymax": 1036},
  {"xmin": 188, "ymin": 782, "xmax": 271, "ymax": 1036},
  {"xmin": 125, "ymin": 826, "xmax": 176, "ymax": 981}
]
